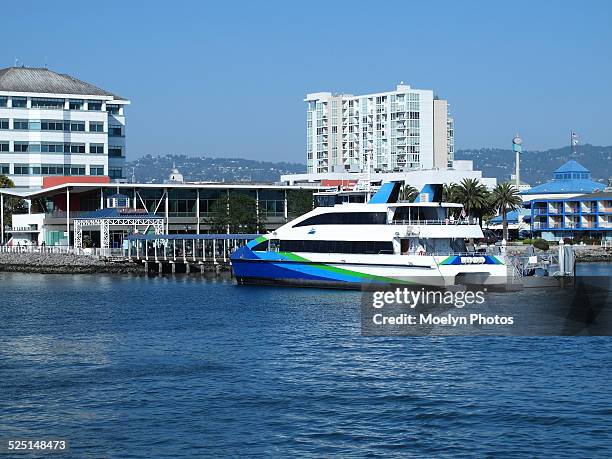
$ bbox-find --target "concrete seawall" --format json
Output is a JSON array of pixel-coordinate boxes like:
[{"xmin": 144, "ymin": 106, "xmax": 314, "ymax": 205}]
[
  {"xmin": 0, "ymin": 252, "xmax": 145, "ymax": 274},
  {"xmin": 505, "ymin": 245, "xmax": 612, "ymax": 263}
]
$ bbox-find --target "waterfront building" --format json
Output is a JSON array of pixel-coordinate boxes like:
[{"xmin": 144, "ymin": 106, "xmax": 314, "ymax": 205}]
[
  {"xmin": 519, "ymin": 160, "xmax": 610, "ymax": 240},
  {"xmin": 527, "ymin": 191, "xmax": 612, "ymax": 241},
  {"xmin": 0, "ymin": 66, "xmax": 129, "ymax": 189},
  {"xmin": 0, "ymin": 182, "xmax": 321, "ymax": 247},
  {"xmin": 305, "ymin": 83, "xmax": 453, "ymax": 174}
]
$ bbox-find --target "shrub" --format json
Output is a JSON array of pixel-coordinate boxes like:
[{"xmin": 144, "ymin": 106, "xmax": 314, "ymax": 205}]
[
  {"xmin": 532, "ymin": 238, "xmax": 550, "ymax": 251},
  {"xmin": 522, "ymin": 238, "xmax": 532, "ymax": 245}
]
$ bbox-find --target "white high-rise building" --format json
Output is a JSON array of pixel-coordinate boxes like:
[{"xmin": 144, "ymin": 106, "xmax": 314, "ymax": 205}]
[
  {"xmin": 0, "ymin": 67, "xmax": 130, "ymax": 189},
  {"xmin": 305, "ymin": 83, "xmax": 453, "ymax": 174}
]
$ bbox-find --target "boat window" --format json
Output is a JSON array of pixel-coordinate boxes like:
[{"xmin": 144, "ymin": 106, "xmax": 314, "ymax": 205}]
[
  {"xmin": 293, "ymin": 212, "xmax": 387, "ymax": 227},
  {"xmin": 252, "ymin": 241, "xmax": 268, "ymax": 251},
  {"xmin": 279, "ymin": 240, "xmax": 393, "ymax": 254},
  {"xmin": 405, "ymin": 238, "xmax": 466, "ymax": 255},
  {"xmin": 393, "ymin": 207, "xmax": 440, "ymax": 221}
]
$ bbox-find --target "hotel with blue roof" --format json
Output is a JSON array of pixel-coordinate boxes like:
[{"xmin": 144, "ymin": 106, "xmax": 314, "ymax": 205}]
[{"xmin": 523, "ymin": 160, "xmax": 611, "ymax": 241}]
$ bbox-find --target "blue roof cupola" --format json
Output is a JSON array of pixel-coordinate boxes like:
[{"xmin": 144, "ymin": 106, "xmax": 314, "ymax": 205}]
[
  {"xmin": 553, "ymin": 160, "xmax": 590, "ymax": 180},
  {"xmin": 523, "ymin": 159, "xmax": 604, "ymax": 195}
]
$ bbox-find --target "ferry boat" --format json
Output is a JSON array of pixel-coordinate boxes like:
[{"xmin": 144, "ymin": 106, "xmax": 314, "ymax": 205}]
[{"xmin": 230, "ymin": 182, "xmax": 507, "ymax": 288}]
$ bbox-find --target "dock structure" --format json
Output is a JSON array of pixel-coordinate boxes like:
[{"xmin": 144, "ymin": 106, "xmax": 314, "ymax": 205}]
[{"xmin": 126, "ymin": 233, "xmax": 259, "ymax": 275}]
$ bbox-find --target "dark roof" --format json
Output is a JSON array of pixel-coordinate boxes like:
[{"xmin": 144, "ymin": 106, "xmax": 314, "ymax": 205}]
[
  {"xmin": 574, "ymin": 191, "xmax": 612, "ymax": 200},
  {"xmin": 554, "ymin": 160, "xmax": 589, "ymax": 174},
  {"xmin": 78, "ymin": 208, "xmax": 163, "ymax": 219},
  {"xmin": 0, "ymin": 67, "xmax": 127, "ymax": 100}
]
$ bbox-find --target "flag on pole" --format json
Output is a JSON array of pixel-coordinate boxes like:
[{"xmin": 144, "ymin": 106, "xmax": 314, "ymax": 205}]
[{"xmin": 571, "ymin": 132, "xmax": 579, "ymax": 146}]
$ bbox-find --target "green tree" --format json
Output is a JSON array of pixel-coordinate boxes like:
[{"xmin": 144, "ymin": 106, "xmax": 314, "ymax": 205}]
[
  {"xmin": 208, "ymin": 192, "xmax": 260, "ymax": 234},
  {"xmin": 287, "ymin": 189, "xmax": 314, "ymax": 221},
  {"xmin": 454, "ymin": 178, "xmax": 491, "ymax": 224},
  {"xmin": 398, "ymin": 184, "xmax": 419, "ymax": 202},
  {"xmin": 0, "ymin": 175, "xmax": 13, "ymax": 189},
  {"xmin": 491, "ymin": 182, "xmax": 523, "ymax": 242},
  {"xmin": 442, "ymin": 183, "xmax": 460, "ymax": 203}
]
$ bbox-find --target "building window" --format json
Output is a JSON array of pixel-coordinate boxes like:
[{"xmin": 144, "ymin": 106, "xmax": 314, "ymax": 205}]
[
  {"xmin": 90, "ymin": 166, "xmax": 105, "ymax": 176},
  {"xmin": 14, "ymin": 142, "xmax": 29, "ymax": 152},
  {"xmin": 41, "ymin": 165, "xmax": 66, "ymax": 175},
  {"xmin": 89, "ymin": 144, "xmax": 104, "ymax": 154},
  {"xmin": 109, "ymin": 168, "xmax": 123, "ymax": 179},
  {"xmin": 108, "ymin": 147, "xmax": 123, "ymax": 158},
  {"xmin": 41, "ymin": 120, "xmax": 63, "ymax": 131},
  {"xmin": 89, "ymin": 122, "xmax": 104, "ymax": 132},
  {"xmin": 41, "ymin": 143, "xmax": 66, "ymax": 153},
  {"xmin": 67, "ymin": 121, "xmax": 85, "ymax": 132},
  {"xmin": 13, "ymin": 120, "xmax": 29, "ymax": 130},
  {"xmin": 109, "ymin": 125, "xmax": 122, "ymax": 137},
  {"xmin": 31, "ymin": 98, "xmax": 64, "ymax": 109},
  {"xmin": 0, "ymin": 97, "xmax": 7, "ymax": 107},
  {"xmin": 70, "ymin": 166, "xmax": 86, "ymax": 175},
  {"xmin": 69, "ymin": 99, "xmax": 83, "ymax": 110},
  {"xmin": 0, "ymin": 143, "xmax": 8, "ymax": 152},
  {"xmin": 87, "ymin": 100, "xmax": 102, "ymax": 111},
  {"xmin": 0, "ymin": 119, "xmax": 8, "ymax": 130},
  {"xmin": 0, "ymin": 164, "xmax": 9, "ymax": 174},
  {"xmin": 13, "ymin": 142, "xmax": 41, "ymax": 152},
  {"xmin": 13, "ymin": 164, "xmax": 31, "ymax": 175},
  {"xmin": 70, "ymin": 144, "xmax": 86, "ymax": 154},
  {"xmin": 11, "ymin": 97, "xmax": 27, "ymax": 108},
  {"xmin": 106, "ymin": 104, "xmax": 119, "ymax": 115}
]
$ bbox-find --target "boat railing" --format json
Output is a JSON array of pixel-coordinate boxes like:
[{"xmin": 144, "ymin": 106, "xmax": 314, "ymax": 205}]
[{"xmin": 390, "ymin": 219, "xmax": 476, "ymax": 226}]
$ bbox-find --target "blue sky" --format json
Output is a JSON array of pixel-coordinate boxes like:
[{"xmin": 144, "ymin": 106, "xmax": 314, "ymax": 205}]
[{"xmin": 3, "ymin": 0, "xmax": 611, "ymax": 161}]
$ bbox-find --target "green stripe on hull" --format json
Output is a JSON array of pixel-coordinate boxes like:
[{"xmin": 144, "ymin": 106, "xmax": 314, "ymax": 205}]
[{"xmin": 278, "ymin": 252, "xmax": 414, "ymax": 284}]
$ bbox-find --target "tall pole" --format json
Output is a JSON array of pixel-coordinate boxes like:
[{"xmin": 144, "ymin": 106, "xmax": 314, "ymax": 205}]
[{"xmin": 512, "ymin": 134, "xmax": 522, "ymax": 189}]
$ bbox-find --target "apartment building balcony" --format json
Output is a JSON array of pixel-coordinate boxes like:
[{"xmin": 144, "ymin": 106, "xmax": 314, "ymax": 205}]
[
  {"xmin": 580, "ymin": 201, "xmax": 597, "ymax": 213},
  {"xmin": 564, "ymin": 203, "xmax": 579, "ymax": 213},
  {"xmin": 597, "ymin": 200, "xmax": 612, "ymax": 212},
  {"xmin": 533, "ymin": 207, "xmax": 547, "ymax": 215},
  {"xmin": 548, "ymin": 204, "xmax": 562, "ymax": 214},
  {"xmin": 598, "ymin": 220, "xmax": 612, "ymax": 228},
  {"xmin": 564, "ymin": 220, "xmax": 580, "ymax": 229}
]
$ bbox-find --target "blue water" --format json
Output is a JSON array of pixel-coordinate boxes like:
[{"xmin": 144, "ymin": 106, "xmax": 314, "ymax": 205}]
[{"xmin": 1, "ymin": 264, "xmax": 611, "ymax": 457}]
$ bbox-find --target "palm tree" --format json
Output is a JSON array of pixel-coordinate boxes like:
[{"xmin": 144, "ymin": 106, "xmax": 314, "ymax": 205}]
[
  {"xmin": 399, "ymin": 184, "xmax": 419, "ymax": 202},
  {"xmin": 454, "ymin": 178, "xmax": 490, "ymax": 224},
  {"xmin": 442, "ymin": 183, "xmax": 459, "ymax": 203},
  {"xmin": 491, "ymin": 182, "xmax": 523, "ymax": 242}
]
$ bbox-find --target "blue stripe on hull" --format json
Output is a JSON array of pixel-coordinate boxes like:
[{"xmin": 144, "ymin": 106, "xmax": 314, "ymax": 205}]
[{"xmin": 231, "ymin": 259, "xmax": 357, "ymax": 284}]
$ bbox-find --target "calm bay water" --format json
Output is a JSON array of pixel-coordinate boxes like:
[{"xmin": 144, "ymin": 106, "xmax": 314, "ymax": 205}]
[{"xmin": 1, "ymin": 264, "xmax": 611, "ymax": 457}]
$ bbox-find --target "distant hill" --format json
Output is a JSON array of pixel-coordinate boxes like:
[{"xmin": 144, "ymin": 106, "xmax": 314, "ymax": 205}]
[
  {"xmin": 127, "ymin": 154, "xmax": 306, "ymax": 183},
  {"xmin": 127, "ymin": 145, "xmax": 612, "ymax": 185},
  {"xmin": 455, "ymin": 144, "xmax": 612, "ymax": 186}
]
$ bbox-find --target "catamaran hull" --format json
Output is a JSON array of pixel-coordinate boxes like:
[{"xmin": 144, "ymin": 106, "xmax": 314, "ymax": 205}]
[{"xmin": 230, "ymin": 247, "xmax": 507, "ymax": 289}]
